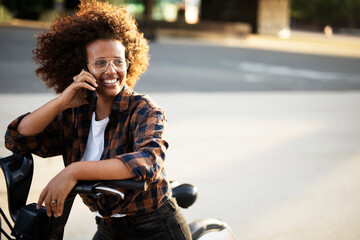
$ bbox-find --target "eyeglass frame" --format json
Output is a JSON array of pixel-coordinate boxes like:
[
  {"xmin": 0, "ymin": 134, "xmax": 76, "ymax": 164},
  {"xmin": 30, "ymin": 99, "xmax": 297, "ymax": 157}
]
[{"xmin": 87, "ymin": 57, "xmax": 130, "ymax": 73}]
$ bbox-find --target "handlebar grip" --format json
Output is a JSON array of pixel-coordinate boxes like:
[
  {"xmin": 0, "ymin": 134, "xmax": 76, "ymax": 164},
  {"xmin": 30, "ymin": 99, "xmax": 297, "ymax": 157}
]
[
  {"xmin": 103, "ymin": 179, "xmax": 148, "ymax": 191},
  {"xmin": 71, "ymin": 181, "xmax": 100, "ymax": 195},
  {"xmin": 71, "ymin": 179, "xmax": 147, "ymax": 196}
]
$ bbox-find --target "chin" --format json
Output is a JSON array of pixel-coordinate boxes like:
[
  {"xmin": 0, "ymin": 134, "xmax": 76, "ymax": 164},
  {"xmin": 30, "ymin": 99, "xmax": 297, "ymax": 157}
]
[
  {"xmin": 100, "ymin": 85, "xmax": 123, "ymax": 98},
  {"xmin": 104, "ymin": 89, "xmax": 121, "ymax": 98}
]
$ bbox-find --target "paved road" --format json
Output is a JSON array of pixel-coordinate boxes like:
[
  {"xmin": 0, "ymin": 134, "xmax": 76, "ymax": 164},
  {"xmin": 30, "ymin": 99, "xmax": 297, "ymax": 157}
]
[
  {"xmin": 1, "ymin": 92, "xmax": 359, "ymax": 240},
  {"xmin": 1, "ymin": 26, "xmax": 360, "ymax": 240},
  {"xmin": 1, "ymin": 26, "xmax": 360, "ymax": 93},
  {"xmin": 141, "ymin": 38, "xmax": 360, "ymax": 92}
]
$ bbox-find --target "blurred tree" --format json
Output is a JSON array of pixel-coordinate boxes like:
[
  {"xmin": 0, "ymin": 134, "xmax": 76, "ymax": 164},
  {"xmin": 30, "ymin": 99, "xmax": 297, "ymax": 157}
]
[
  {"xmin": 144, "ymin": 0, "xmax": 153, "ymax": 21},
  {"xmin": 291, "ymin": 0, "xmax": 360, "ymax": 30},
  {"xmin": 200, "ymin": 0, "xmax": 258, "ymax": 32},
  {"xmin": 2, "ymin": 0, "xmax": 55, "ymax": 19},
  {"xmin": 1, "ymin": 0, "xmax": 16, "ymax": 14},
  {"xmin": 63, "ymin": 0, "xmax": 153, "ymax": 18},
  {"xmin": 64, "ymin": 0, "xmax": 80, "ymax": 11}
]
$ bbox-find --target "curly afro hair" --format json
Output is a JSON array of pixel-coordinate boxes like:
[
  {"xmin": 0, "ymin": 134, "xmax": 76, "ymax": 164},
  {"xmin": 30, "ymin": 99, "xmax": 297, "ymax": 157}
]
[{"xmin": 33, "ymin": 0, "xmax": 149, "ymax": 93}]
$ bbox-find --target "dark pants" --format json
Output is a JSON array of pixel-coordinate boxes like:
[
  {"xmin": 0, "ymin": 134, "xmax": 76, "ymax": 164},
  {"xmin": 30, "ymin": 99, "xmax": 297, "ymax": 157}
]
[{"xmin": 93, "ymin": 198, "xmax": 192, "ymax": 240}]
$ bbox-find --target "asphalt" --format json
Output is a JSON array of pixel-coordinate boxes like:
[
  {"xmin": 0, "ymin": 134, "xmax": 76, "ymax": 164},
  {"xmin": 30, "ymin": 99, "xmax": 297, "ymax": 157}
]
[
  {"xmin": 1, "ymin": 20, "xmax": 360, "ymax": 240},
  {"xmin": 2, "ymin": 18, "xmax": 360, "ymax": 58}
]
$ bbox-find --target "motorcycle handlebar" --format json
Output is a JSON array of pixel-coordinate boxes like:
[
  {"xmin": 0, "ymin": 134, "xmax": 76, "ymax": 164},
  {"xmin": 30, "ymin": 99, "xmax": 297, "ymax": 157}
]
[{"xmin": 71, "ymin": 179, "xmax": 148, "ymax": 199}]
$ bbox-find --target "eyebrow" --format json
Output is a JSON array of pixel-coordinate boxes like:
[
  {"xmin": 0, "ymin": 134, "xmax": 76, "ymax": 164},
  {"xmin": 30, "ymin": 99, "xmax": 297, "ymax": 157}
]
[{"xmin": 92, "ymin": 57, "xmax": 124, "ymax": 61}]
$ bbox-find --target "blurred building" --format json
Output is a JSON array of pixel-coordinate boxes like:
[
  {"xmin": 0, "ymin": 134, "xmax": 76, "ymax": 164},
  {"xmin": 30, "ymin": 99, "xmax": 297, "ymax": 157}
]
[
  {"xmin": 127, "ymin": 0, "xmax": 290, "ymax": 37},
  {"xmin": 0, "ymin": 0, "xmax": 291, "ymax": 37},
  {"xmin": 201, "ymin": 0, "xmax": 290, "ymax": 37}
]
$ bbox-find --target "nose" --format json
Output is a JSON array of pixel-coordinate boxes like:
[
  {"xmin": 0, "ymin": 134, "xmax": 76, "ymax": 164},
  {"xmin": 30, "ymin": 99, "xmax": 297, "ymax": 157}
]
[{"xmin": 105, "ymin": 61, "xmax": 117, "ymax": 73}]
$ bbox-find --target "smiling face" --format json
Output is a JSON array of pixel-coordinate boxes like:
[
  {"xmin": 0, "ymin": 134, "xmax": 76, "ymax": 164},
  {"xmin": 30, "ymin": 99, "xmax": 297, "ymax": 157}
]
[{"xmin": 86, "ymin": 39, "xmax": 127, "ymax": 100}]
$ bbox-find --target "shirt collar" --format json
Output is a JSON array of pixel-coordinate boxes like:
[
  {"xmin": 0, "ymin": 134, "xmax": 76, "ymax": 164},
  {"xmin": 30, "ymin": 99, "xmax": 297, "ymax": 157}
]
[{"xmin": 111, "ymin": 84, "xmax": 132, "ymax": 112}]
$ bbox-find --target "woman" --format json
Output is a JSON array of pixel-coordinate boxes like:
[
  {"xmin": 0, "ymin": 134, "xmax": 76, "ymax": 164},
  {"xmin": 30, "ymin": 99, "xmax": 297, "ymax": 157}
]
[{"xmin": 4, "ymin": 0, "xmax": 191, "ymax": 239}]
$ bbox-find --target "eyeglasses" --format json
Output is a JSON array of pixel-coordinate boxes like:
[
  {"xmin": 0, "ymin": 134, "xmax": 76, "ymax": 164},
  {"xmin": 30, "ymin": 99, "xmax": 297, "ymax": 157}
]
[{"xmin": 87, "ymin": 58, "xmax": 130, "ymax": 73}]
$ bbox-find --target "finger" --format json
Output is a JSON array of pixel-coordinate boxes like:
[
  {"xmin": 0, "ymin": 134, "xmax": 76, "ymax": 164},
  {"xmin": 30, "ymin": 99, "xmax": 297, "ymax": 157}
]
[
  {"xmin": 79, "ymin": 70, "xmax": 92, "ymax": 78},
  {"xmin": 51, "ymin": 197, "xmax": 59, "ymax": 217},
  {"xmin": 76, "ymin": 81, "xmax": 96, "ymax": 91},
  {"xmin": 37, "ymin": 188, "xmax": 47, "ymax": 209},
  {"xmin": 80, "ymin": 70, "xmax": 98, "ymax": 84},
  {"xmin": 44, "ymin": 195, "xmax": 53, "ymax": 217},
  {"xmin": 76, "ymin": 75, "xmax": 98, "ymax": 89},
  {"xmin": 70, "ymin": 81, "xmax": 96, "ymax": 92},
  {"xmin": 74, "ymin": 70, "xmax": 96, "ymax": 81},
  {"xmin": 57, "ymin": 197, "xmax": 65, "ymax": 217},
  {"xmin": 53, "ymin": 196, "xmax": 64, "ymax": 218}
]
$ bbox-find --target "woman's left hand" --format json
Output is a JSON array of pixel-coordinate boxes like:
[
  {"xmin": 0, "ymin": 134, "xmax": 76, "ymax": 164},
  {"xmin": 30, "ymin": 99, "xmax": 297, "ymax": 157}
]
[{"xmin": 37, "ymin": 165, "xmax": 77, "ymax": 217}]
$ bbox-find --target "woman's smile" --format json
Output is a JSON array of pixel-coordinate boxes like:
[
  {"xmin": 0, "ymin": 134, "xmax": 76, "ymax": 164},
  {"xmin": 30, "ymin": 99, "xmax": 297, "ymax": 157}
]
[{"xmin": 101, "ymin": 78, "xmax": 119, "ymax": 85}]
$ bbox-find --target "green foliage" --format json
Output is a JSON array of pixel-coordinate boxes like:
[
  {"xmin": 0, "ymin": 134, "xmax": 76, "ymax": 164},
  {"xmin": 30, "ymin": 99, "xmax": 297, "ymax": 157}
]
[
  {"xmin": 2, "ymin": 0, "xmax": 55, "ymax": 20},
  {"xmin": 291, "ymin": 0, "xmax": 360, "ymax": 28}
]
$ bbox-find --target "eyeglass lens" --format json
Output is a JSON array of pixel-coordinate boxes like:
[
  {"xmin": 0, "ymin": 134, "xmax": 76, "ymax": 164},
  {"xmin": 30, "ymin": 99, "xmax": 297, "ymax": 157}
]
[{"xmin": 90, "ymin": 58, "xmax": 129, "ymax": 73}]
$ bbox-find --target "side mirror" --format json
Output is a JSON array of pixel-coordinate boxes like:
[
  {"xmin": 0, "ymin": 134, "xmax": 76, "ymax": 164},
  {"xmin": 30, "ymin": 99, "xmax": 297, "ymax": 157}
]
[{"xmin": 171, "ymin": 183, "xmax": 198, "ymax": 208}]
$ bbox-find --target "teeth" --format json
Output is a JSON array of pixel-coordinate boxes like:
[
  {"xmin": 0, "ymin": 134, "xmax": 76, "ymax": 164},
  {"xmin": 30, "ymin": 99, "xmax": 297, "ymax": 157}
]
[{"xmin": 103, "ymin": 79, "xmax": 118, "ymax": 84}]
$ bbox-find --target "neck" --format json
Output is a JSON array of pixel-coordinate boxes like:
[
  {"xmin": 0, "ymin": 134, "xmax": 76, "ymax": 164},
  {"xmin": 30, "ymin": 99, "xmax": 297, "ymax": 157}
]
[{"xmin": 94, "ymin": 96, "xmax": 115, "ymax": 121}]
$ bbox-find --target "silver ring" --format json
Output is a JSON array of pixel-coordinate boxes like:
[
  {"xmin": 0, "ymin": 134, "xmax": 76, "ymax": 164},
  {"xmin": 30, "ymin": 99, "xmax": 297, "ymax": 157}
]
[{"xmin": 51, "ymin": 199, "xmax": 57, "ymax": 205}]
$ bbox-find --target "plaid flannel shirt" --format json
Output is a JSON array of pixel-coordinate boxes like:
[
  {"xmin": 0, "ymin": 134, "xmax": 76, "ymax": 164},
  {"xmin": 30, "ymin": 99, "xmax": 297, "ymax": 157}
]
[{"xmin": 5, "ymin": 86, "xmax": 171, "ymax": 219}]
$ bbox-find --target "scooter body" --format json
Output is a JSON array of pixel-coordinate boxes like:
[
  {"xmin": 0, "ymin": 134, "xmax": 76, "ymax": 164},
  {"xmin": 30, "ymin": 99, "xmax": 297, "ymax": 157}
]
[{"xmin": 0, "ymin": 154, "xmax": 236, "ymax": 240}]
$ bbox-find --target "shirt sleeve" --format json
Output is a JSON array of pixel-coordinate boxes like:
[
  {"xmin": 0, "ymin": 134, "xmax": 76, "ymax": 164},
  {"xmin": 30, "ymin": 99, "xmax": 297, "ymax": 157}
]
[
  {"xmin": 115, "ymin": 107, "xmax": 169, "ymax": 183},
  {"xmin": 4, "ymin": 113, "xmax": 63, "ymax": 158}
]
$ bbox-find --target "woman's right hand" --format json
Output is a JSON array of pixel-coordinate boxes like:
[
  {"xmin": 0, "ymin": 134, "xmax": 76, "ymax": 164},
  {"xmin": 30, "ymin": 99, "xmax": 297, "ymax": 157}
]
[
  {"xmin": 16, "ymin": 69, "xmax": 98, "ymax": 136},
  {"xmin": 57, "ymin": 69, "xmax": 98, "ymax": 110}
]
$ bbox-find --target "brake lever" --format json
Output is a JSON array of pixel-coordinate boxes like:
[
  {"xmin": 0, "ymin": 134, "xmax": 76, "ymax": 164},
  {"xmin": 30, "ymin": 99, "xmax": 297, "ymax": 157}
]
[{"xmin": 94, "ymin": 186, "xmax": 125, "ymax": 200}]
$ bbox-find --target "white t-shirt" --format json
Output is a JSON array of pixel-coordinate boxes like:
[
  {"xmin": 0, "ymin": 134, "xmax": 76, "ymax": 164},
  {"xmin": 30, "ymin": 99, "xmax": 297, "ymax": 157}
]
[
  {"xmin": 81, "ymin": 112, "xmax": 109, "ymax": 162},
  {"xmin": 80, "ymin": 112, "xmax": 125, "ymax": 218}
]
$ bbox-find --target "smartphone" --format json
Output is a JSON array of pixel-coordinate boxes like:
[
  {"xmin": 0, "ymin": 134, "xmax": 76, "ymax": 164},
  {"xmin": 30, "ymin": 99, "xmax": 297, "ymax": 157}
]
[{"xmin": 83, "ymin": 66, "xmax": 98, "ymax": 112}]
